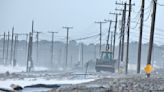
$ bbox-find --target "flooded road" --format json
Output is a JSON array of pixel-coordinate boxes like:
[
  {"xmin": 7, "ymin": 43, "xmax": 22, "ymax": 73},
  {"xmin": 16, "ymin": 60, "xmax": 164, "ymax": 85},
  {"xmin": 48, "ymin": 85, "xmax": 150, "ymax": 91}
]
[{"xmin": 22, "ymin": 88, "xmax": 51, "ymax": 92}]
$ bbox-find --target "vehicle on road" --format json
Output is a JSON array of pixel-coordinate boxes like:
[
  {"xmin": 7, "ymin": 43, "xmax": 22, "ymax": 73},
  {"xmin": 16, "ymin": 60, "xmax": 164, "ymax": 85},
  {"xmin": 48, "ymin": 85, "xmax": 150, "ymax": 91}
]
[{"xmin": 95, "ymin": 51, "xmax": 117, "ymax": 73}]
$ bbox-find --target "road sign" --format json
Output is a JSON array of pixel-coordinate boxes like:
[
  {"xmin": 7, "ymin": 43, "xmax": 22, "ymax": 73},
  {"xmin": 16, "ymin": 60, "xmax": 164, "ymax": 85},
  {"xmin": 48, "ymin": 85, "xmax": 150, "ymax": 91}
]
[{"xmin": 144, "ymin": 64, "xmax": 153, "ymax": 74}]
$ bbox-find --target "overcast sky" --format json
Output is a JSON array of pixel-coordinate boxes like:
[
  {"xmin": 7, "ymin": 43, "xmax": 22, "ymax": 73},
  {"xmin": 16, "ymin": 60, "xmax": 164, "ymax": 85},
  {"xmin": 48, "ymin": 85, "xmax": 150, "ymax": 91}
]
[{"xmin": 0, "ymin": 0, "xmax": 164, "ymax": 44}]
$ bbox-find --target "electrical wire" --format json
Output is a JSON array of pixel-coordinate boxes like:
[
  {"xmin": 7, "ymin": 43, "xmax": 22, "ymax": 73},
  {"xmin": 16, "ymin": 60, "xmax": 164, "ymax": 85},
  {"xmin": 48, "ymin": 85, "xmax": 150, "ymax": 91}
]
[
  {"xmin": 144, "ymin": 1, "xmax": 153, "ymax": 22},
  {"xmin": 71, "ymin": 34, "xmax": 100, "ymax": 41},
  {"xmin": 131, "ymin": 0, "xmax": 154, "ymax": 30},
  {"xmin": 132, "ymin": 0, "xmax": 153, "ymax": 20},
  {"xmin": 131, "ymin": 17, "xmax": 140, "ymax": 29},
  {"xmin": 144, "ymin": 24, "xmax": 164, "ymax": 35},
  {"xmin": 152, "ymin": 0, "xmax": 164, "ymax": 6},
  {"xmin": 130, "ymin": 30, "xmax": 164, "ymax": 45}
]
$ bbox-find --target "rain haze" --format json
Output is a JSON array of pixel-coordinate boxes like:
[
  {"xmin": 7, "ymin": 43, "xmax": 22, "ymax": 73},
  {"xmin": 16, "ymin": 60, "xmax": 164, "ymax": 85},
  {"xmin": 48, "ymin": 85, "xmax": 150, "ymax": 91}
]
[
  {"xmin": 1, "ymin": 0, "xmax": 164, "ymax": 92},
  {"xmin": 0, "ymin": 0, "xmax": 163, "ymax": 44}
]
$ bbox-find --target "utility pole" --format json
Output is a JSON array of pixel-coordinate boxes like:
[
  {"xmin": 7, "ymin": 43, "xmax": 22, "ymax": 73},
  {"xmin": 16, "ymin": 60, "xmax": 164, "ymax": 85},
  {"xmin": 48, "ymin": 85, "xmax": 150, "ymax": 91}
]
[
  {"xmin": 137, "ymin": 0, "xmax": 145, "ymax": 74},
  {"xmin": 58, "ymin": 48, "xmax": 62, "ymax": 66},
  {"xmin": 12, "ymin": 33, "xmax": 27, "ymax": 67},
  {"xmin": 48, "ymin": 31, "xmax": 58, "ymax": 69},
  {"xmin": 110, "ymin": 31, "xmax": 113, "ymax": 52},
  {"xmin": 116, "ymin": 3, "xmax": 127, "ymax": 63},
  {"xmin": 94, "ymin": 45, "xmax": 97, "ymax": 60},
  {"xmin": 2, "ymin": 32, "xmax": 6, "ymax": 65},
  {"xmin": 125, "ymin": 0, "xmax": 133, "ymax": 74},
  {"xmin": 26, "ymin": 20, "xmax": 34, "ymax": 72},
  {"xmin": 117, "ymin": 35, "xmax": 122, "ymax": 71},
  {"xmin": 78, "ymin": 43, "xmax": 84, "ymax": 69},
  {"xmin": 13, "ymin": 34, "xmax": 18, "ymax": 67},
  {"xmin": 115, "ymin": 2, "xmax": 129, "ymax": 72},
  {"xmin": 104, "ymin": 20, "xmax": 112, "ymax": 51},
  {"xmin": 26, "ymin": 32, "xmax": 33, "ymax": 72},
  {"xmin": 25, "ymin": 34, "xmax": 28, "ymax": 61},
  {"xmin": 95, "ymin": 21, "xmax": 106, "ymax": 53},
  {"xmin": 63, "ymin": 26, "xmax": 73, "ymax": 68},
  {"xmin": 5, "ymin": 32, "xmax": 10, "ymax": 65},
  {"xmin": 25, "ymin": 34, "xmax": 28, "ymax": 49},
  {"xmin": 0, "ymin": 35, "xmax": 4, "ymax": 60},
  {"xmin": 78, "ymin": 43, "xmax": 85, "ymax": 70},
  {"xmin": 116, "ymin": 2, "xmax": 134, "ymax": 64},
  {"xmin": 116, "ymin": 12, "xmax": 123, "ymax": 72},
  {"xmin": 10, "ymin": 27, "xmax": 14, "ymax": 65},
  {"xmin": 109, "ymin": 13, "xmax": 121, "ymax": 58},
  {"xmin": 146, "ymin": 0, "xmax": 158, "ymax": 78},
  {"xmin": 121, "ymin": 3, "xmax": 127, "ymax": 63},
  {"xmin": 34, "ymin": 31, "xmax": 42, "ymax": 64}
]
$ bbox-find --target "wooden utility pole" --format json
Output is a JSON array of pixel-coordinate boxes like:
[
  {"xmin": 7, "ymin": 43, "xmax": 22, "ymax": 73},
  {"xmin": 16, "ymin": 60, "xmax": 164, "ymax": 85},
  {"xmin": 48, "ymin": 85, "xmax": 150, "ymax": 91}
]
[
  {"xmin": 146, "ymin": 0, "xmax": 158, "ymax": 78},
  {"xmin": 13, "ymin": 34, "xmax": 18, "ymax": 67},
  {"xmin": 63, "ymin": 26, "xmax": 73, "ymax": 68},
  {"xmin": 94, "ymin": 45, "xmax": 97, "ymax": 60},
  {"xmin": 113, "ymin": 14, "xmax": 118, "ymax": 59},
  {"xmin": 117, "ymin": 35, "xmax": 122, "ymax": 71},
  {"xmin": 78, "ymin": 43, "xmax": 84, "ymax": 69},
  {"xmin": 5, "ymin": 32, "xmax": 10, "ymax": 65},
  {"xmin": 12, "ymin": 33, "xmax": 27, "ymax": 67},
  {"xmin": 125, "ymin": 0, "xmax": 132, "ymax": 74},
  {"xmin": 95, "ymin": 21, "xmax": 106, "ymax": 53},
  {"xmin": 48, "ymin": 31, "xmax": 58, "ymax": 69},
  {"xmin": 110, "ymin": 31, "xmax": 113, "ymax": 52},
  {"xmin": 2, "ymin": 32, "xmax": 6, "ymax": 65},
  {"xmin": 58, "ymin": 48, "xmax": 62, "ymax": 65},
  {"xmin": 137, "ymin": 0, "xmax": 145, "ymax": 74},
  {"xmin": 10, "ymin": 27, "xmax": 14, "ymax": 65},
  {"xmin": 109, "ymin": 13, "xmax": 121, "ymax": 58},
  {"xmin": 81, "ymin": 43, "xmax": 84, "ymax": 70},
  {"xmin": 26, "ymin": 21, "xmax": 34, "ymax": 72},
  {"xmin": 104, "ymin": 20, "xmax": 112, "ymax": 51},
  {"xmin": 25, "ymin": 34, "xmax": 28, "ymax": 61},
  {"xmin": 116, "ymin": 2, "xmax": 134, "ymax": 64},
  {"xmin": 115, "ymin": 9, "xmax": 124, "ymax": 72},
  {"xmin": 121, "ymin": 3, "xmax": 127, "ymax": 63},
  {"xmin": 26, "ymin": 32, "xmax": 33, "ymax": 72},
  {"xmin": 116, "ymin": 3, "xmax": 127, "ymax": 63},
  {"xmin": 34, "ymin": 31, "xmax": 42, "ymax": 64},
  {"xmin": 115, "ymin": 2, "xmax": 129, "ymax": 72}
]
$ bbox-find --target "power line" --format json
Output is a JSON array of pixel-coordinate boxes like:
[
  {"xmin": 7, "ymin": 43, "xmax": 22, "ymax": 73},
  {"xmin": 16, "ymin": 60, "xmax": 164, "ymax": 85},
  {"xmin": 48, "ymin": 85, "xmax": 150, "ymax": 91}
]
[
  {"xmin": 131, "ymin": 24, "xmax": 164, "ymax": 37},
  {"xmin": 132, "ymin": 0, "xmax": 152, "ymax": 20},
  {"xmin": 131, "ymin": 17, "xmax": 140, "ymax": 29},
  {"xmin": 144, "ymin": 24, "xmax": 164, "ymax": 35},
  {"xmin": 71, "ymin": 34, "xmax": 100, "ymax": 41},
  {"xmin": 144, "ymin": 24, "xmax": 164, "ymax": 31},
  {"xmin": 131, "ymin": 28, "xmax": 164, "ymax": 40},
  {"xmin": 152, "ymin": 0, "xmax": 164, "ymax": 6},
  {"xmin": 131, "ymin": 1, "xmax": 153, "ymax": 30},
  {"xmin": 130, "ymin": 30, "xmax": 164, "ymax": 46},
  {"xmin": 144, "ymin": 2, "xmax": 153, "ymax": 21},
  {"xmin": 71, "ymin": 30, "xmax": 108, "ymax": 42}
]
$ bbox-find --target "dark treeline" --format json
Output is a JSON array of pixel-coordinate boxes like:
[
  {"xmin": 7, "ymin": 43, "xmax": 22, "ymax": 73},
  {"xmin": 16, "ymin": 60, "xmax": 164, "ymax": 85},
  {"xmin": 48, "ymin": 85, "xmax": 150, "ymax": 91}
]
[{"xmin": 0, "ymin": 38, "xmax": 163, "ymax": 70}]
